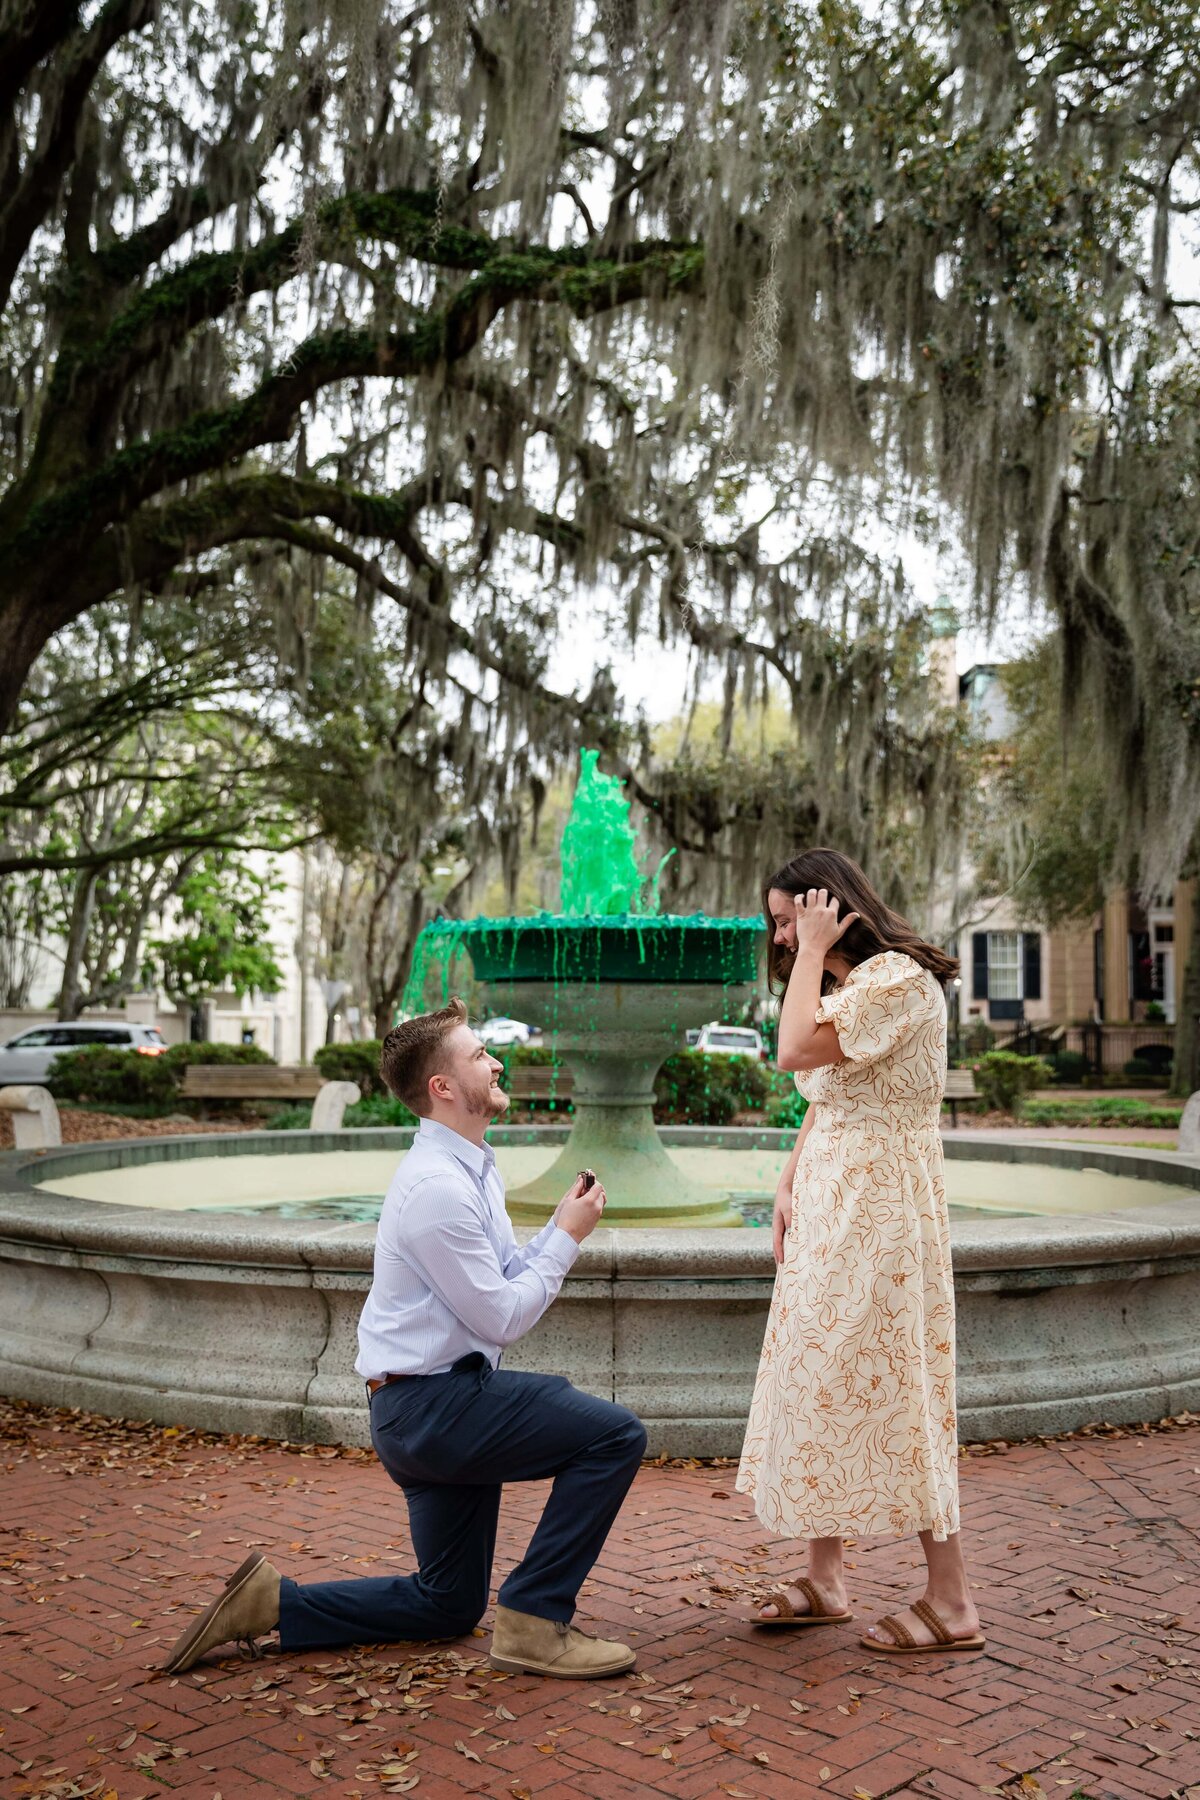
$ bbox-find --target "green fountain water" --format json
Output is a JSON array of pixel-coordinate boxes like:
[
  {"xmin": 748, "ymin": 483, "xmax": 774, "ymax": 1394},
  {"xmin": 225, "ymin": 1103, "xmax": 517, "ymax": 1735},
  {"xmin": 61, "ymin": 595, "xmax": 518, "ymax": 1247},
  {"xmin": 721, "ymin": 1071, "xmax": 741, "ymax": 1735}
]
[{"xmin": 406, "ymin": 750, "xmax": 762, "ymax": 1226}]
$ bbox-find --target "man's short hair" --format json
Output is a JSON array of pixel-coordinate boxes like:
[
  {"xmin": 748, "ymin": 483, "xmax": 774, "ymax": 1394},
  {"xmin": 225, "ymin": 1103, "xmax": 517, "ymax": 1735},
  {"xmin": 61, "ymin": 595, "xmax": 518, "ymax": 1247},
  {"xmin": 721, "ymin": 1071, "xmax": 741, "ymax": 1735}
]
[{"xmin": 379, "ymin": 998, "xmax": 469, "ymax": 1115}]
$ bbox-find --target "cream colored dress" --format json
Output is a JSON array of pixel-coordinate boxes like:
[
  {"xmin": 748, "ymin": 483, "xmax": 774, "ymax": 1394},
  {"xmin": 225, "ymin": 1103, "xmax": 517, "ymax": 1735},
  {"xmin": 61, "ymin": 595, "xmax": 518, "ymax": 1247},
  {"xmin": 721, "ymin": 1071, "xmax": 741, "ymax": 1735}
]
[{"xmin": 736, "ymin": 951, "xmax": 960, "ymax": 1542}]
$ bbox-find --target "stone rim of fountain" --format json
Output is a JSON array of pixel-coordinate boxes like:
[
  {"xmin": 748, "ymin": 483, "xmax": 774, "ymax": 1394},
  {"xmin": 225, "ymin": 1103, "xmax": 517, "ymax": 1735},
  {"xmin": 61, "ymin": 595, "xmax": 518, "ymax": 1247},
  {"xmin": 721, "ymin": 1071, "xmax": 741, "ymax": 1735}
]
[{"xmin": 3, "ymin": 1133, "xmax": 1200, "ymax": 1451}]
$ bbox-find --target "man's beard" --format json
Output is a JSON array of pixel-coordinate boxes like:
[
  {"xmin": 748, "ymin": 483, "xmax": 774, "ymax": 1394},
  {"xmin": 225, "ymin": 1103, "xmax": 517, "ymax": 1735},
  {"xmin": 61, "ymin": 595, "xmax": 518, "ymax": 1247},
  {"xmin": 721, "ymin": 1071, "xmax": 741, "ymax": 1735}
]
[{"xmin": 466, "ymin": 1081, "xmax": 510, "ymax": 1120}]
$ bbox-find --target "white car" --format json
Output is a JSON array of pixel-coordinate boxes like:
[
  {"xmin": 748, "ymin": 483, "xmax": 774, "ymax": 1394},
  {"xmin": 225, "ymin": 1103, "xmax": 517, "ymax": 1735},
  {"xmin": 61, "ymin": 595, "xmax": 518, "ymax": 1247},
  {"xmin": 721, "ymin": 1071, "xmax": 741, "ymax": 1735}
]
[
  {"xmin": 0, "ymin": 1022, "xmax": 168, "ymax": 1085},
  {"xmin": 692, "ymin": 1023, "xmax": 767, "ymax": 1061},
  {"xmin": 477, "ymin": 1016, "xmax": 533, "ymax": 1048}
]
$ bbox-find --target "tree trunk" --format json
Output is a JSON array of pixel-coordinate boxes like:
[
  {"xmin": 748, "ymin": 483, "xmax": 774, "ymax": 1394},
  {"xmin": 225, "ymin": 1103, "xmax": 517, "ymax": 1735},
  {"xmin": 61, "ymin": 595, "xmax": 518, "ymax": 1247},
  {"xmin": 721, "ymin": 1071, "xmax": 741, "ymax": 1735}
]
[
  {"xmin": 1172, "ymin": 881, "xmax": 1200, "ymax": 1096},
  {"xmin": 57, "ymin": 871, "xmax": 98, "ymax": 1018}
]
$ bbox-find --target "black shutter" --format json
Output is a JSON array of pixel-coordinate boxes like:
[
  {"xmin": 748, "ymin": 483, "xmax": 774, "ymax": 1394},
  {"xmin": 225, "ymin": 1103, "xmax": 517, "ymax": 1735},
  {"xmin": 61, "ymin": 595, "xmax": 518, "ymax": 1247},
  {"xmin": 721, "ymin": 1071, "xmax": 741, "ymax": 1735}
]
[
  {"xmin": 1023, "ymin": 933, "xmax": 1042, "ymax": 1001},
  {"xmin": 972, "ymin": 932, "xmax": 989, "ymax": 1000}
]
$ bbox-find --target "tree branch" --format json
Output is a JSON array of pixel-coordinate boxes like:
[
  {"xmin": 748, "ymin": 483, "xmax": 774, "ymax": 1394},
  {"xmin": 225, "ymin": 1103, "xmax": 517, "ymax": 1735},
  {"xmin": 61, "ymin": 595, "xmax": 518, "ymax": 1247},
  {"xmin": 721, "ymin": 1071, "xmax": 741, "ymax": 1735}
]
[
  {"xmin": 12, "ymin": 238, "xmax": 704, "ymax": 573},
  {"xmin": 0, "ymin": 0, "xmax": 156, "ymax": 311}
]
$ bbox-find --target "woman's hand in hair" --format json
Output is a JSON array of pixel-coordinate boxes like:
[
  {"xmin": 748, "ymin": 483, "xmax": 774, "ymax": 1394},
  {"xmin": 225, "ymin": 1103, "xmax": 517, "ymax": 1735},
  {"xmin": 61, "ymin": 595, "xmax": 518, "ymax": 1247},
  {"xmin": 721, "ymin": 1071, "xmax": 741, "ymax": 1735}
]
[{"xmin": 792, "ymin": 888, "xmax": 859, "ymax": 958}]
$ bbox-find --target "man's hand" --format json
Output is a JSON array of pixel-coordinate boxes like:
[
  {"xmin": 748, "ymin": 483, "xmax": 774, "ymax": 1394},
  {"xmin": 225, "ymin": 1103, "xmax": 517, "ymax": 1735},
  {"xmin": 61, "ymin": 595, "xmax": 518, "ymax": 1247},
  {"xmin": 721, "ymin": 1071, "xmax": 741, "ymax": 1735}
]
[
  {"xmin": 557, "ymin": 1170, "xmax": 608, "ymax": 1243},
  {"xmin": 772, "ymin": 1184, "xmax": 793, "ymax": 1266}
]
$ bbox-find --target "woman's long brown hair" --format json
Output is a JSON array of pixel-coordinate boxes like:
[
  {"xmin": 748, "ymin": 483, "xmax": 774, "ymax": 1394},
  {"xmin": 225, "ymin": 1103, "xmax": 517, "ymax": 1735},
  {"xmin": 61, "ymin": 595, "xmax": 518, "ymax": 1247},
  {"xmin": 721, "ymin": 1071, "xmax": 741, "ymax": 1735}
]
[{"xmin": 763, "ymin": 847, "xmax": 959, "ymax": 995}]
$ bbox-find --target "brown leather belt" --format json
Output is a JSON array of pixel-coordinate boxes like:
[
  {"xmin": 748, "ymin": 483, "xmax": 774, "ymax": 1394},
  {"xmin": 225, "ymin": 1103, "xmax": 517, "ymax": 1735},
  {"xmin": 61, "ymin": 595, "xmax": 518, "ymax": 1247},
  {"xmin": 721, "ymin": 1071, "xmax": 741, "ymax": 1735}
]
[{"xmin": 366, "ymin": 1373, "xmax": 412, "ymax": 1394}]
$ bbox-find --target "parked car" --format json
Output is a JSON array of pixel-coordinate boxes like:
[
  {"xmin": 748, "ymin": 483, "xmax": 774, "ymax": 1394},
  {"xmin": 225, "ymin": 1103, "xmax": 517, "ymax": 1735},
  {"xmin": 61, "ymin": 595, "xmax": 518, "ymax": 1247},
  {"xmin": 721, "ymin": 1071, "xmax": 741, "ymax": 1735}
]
[
  {"xmin": 692, "ymin": 1023, "xmax": 767, "ymax": 1061},
  {"xmin": 477, "ymin": 1016, "xmax": 533, "ymax": 1048},
  {"xmin": 0, "ymin": 1022, "xmax": 168, "ymax": 1086}
]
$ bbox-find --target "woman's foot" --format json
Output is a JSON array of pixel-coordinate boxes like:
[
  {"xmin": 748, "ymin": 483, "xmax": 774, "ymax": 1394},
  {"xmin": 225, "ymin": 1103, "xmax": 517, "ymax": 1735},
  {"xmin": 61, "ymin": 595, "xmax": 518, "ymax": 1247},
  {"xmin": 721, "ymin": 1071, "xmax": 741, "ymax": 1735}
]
[
  {"xmin": 861, "ymin": 1590, "xmax": 982, "ymax": 1651},
  {"xmin": 757, "ymin": 1574, "xmax": 848, "ymax": 1622}
]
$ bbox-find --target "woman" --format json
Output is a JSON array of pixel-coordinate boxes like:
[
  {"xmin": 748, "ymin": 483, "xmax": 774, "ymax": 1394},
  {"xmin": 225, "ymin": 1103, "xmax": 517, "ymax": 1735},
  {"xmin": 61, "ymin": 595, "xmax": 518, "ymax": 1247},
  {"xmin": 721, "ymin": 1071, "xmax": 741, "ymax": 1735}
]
[{"xmin": 736, "ymin": 848, "xmax": 984, "ymax": 1655}]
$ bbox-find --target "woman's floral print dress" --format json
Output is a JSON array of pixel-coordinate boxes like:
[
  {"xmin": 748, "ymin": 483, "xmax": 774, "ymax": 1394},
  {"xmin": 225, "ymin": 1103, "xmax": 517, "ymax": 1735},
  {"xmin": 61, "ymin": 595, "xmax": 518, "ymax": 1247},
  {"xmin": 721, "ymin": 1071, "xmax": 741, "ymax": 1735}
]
[{"xmin": 737, "ymin": 952, "xmax": 960, "ymax": 1541}]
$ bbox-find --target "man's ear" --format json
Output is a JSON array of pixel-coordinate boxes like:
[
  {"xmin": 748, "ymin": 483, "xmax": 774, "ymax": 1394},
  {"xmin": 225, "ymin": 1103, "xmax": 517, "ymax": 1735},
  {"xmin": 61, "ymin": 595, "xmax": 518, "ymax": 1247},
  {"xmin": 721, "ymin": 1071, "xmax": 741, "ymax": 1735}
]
[{"xmin": 428, "ymin": 1070, "xmax": 451, "ymax": 1104}]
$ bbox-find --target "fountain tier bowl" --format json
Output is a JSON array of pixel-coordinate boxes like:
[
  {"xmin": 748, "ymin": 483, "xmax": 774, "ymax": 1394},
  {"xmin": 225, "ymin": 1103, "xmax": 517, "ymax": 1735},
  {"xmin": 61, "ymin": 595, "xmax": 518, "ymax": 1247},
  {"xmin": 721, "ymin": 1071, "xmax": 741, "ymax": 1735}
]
[
  {"xmin": 462, "ymin": 916, "xmax": 763, "ymax": 1227},
  {"xmin": 463, "ymin": 914, "xmax": 762, "ymax": 984}
]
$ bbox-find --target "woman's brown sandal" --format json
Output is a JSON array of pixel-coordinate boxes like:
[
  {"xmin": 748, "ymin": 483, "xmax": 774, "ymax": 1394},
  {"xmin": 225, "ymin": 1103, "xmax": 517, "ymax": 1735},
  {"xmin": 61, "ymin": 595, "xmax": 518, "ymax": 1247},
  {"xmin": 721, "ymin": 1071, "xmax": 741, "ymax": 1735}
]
[
  {"xmin": 751, "ymin": 1575, "xmax": 853, "ymax": 1630},
  {"xmin": 860, "ymin": 1597, "xmax": 985, "ymax": 1655}
]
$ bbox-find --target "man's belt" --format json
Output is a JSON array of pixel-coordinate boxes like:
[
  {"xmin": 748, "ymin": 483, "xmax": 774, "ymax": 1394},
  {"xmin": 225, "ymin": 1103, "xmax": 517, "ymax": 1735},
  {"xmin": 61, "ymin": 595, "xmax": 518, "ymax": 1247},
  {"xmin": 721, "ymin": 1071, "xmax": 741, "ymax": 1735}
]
[{"xmin": 366, "ymin": 1373, "xmax": 412, "ymax": 1394}]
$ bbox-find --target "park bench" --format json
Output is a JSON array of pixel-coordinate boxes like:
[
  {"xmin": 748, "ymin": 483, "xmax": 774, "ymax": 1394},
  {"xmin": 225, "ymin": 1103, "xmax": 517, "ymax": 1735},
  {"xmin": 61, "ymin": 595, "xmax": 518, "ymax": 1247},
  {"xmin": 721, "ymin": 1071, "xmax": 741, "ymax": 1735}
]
[
  {"xmin": 506, "ymin": 1065, "xmax": 575, "ymax": 1107},
  {"xmin": 180, "ymin": 1064, "xmax": 325, "ymax": 1102},
  {"xmin": 942, "ymin": 1066, "xmax": 978, "ymax": 1127},
  {"xmin": 178, "ymin": 1065, "xmax": 361, "ymax": 1129}
]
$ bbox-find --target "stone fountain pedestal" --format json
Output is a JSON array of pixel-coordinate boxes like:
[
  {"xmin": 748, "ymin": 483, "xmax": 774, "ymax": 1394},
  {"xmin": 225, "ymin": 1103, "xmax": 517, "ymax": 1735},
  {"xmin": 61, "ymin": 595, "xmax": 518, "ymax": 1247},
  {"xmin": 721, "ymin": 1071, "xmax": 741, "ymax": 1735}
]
[{"xmin": 483, "ymin": 979, "xmax": 750, "ymax": 1227}]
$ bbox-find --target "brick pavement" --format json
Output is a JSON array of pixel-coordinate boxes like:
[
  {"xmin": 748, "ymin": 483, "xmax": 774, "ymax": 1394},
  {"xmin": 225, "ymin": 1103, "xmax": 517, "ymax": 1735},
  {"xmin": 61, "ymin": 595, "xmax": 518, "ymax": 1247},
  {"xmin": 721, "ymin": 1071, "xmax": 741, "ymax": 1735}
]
[{"xmin": 1, "ymin": 1401, "xmax": 1197, "ymax": 1800}]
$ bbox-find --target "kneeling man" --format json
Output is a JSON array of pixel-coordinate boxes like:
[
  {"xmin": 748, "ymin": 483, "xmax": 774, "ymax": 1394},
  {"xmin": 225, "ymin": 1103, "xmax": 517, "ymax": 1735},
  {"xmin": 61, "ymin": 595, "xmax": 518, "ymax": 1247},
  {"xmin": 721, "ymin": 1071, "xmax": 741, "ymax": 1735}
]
[{"xmin": 164, "ymin": 999, "xmax": 644, "ymax": 1679}]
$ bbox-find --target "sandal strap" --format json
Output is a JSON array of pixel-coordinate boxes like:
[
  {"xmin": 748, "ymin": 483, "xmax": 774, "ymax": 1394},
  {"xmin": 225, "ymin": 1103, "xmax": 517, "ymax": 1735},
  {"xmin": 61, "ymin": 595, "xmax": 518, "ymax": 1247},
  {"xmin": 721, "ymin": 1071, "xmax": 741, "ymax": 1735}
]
[
  {"xmin": 760, "ymin": 1589, "xmax": 794, "ymax": 1620},
  {"xmin": 875, "ymin": 1613, "xmax": 916, "ymax": 1649},
  {"xmin": 794, "ymin": 1576, "xmax": 826, "ymax": 1619},
  {"xmin": 911, "ymin": 1598, "xmax": 953, "ymax": 1645}
]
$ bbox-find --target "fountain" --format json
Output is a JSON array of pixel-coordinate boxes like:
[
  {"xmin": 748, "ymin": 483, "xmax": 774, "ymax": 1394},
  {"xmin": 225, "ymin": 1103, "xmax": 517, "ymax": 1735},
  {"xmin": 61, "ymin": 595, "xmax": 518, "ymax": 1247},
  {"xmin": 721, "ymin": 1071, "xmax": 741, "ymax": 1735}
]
[
  {"xmin": 405, "ymin": 751, "xmax": 762, "ymax": 1227},
  {"xmin": 5, "ymin": 754, "xmax": 1199, "ymax": 1452}
]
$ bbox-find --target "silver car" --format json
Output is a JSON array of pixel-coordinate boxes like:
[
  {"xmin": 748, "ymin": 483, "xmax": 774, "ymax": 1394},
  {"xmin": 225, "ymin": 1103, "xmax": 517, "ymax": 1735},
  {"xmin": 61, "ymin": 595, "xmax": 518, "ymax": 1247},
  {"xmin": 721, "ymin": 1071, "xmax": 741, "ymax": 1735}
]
[{"xmin": 0, "ymin": 1022, "xmax": 168, "ymax": 1085}]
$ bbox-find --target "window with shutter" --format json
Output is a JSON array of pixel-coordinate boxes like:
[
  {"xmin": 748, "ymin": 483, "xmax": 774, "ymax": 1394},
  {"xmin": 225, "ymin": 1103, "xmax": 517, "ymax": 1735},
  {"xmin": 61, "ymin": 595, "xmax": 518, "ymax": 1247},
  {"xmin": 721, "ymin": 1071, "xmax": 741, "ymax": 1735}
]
[{"xmin": 987, "ymin": 932, "xmax": 1022, "ymax": 1000}]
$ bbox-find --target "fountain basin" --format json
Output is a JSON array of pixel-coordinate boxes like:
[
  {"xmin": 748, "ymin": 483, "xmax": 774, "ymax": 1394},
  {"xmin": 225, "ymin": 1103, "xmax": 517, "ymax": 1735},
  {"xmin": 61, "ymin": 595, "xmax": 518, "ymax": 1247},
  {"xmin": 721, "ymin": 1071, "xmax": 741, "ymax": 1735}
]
[{"xmin": 2, "ymin": 1132, "xmax": 1198, "ymax": 1454}]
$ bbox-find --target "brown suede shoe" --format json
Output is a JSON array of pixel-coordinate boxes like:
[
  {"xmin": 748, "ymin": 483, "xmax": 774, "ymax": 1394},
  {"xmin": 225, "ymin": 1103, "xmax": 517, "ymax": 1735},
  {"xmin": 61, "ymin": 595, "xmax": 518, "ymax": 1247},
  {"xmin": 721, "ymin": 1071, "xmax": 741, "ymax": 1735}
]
[
  {"xmin": 163, "ymin": 1552, "xmax": 282, "ymax": 1674},
  {"xmin": 488, "ymin": 1604, "xmax": 636, "ymax": 1678}
]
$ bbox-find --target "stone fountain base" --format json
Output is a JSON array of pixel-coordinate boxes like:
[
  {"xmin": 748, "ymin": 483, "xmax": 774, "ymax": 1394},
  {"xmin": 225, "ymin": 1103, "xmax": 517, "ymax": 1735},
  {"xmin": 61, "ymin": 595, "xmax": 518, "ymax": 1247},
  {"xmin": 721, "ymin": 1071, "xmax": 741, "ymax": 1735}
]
[
  {"xmin": 486, "ymin": 979, "xmax": 748, "ymax": 1227},
  {"xmin": 4, "ymin": 1135, "xmax": 1200, "ymax": 1455}
]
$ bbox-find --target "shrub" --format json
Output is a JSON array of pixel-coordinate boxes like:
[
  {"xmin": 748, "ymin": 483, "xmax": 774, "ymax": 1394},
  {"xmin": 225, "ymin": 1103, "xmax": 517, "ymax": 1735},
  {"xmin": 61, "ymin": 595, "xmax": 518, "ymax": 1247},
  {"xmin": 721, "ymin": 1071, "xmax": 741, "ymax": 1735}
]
[
  {"xmin": 1123, "ymin": 1056, "xmax": 1170, "ymax": 1086},
  {"xmin": 963, "ymin": 1020, "xmax": 996, "ymax": 1056},
  {"xmin": 654, "ymin": 1052, "xmax": 740, "ymax": 1125},
  {"xmin": 1048, "ymin": 1049, "xmax": 1090, "ymax": 1086},
  {"xmin": 266, "ymin": 1094, "xmax": 418, "ymax": 1130},
  {"xmin": 162, "ymin": 1041, "xmax": 273, "ymax": 1070},
  {"xmin": 49, "ymin": 1045, "xmax": 179, "ymax": 1106},
  {"xmin": 972, "ymin": 1050, "xmax": 1054, "ymax": 1118},
  {"xmin": 314, "ymin": 1039, "xmax": 388, "ymax": 1098},
  {"xmin": 765, "ymin": 1085, "xmax": 809, "ymax": 1130},
  {"xmin": 494, "ymin": 1044, "xmax": 557, "ymax": 1070},
  {"xmin": 50, "ymin": 1039, "xmax": 273, "ymax": 1107},
  {"xmin": 1022, "ymin": 1096, "xmax": 1181, "ymax": 1128},
  {"xmin": 1144, "ymin": 1000, "xmax": 1166, "ymax": 1022}
]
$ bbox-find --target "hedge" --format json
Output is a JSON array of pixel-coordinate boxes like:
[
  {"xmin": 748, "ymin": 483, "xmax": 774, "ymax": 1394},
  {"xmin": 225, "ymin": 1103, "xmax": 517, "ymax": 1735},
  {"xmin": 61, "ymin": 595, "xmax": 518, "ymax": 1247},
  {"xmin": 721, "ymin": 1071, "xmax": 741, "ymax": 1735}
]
[
  {"xmin": 49, "ymin": 1040, "xmax": 273, "ymax": 1106},
  {"xmin": 313, "ymin": 1038, "xmax": 389, "ymax": 1098}
]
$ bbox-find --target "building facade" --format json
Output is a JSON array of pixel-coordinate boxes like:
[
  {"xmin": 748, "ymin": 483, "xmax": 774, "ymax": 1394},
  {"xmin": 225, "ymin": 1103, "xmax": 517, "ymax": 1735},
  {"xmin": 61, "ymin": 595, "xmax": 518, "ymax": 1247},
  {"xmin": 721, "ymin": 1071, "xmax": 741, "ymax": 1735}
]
[{"xmin": 936, "ymin": 651, "xmax": 1187, "ymax": 1065}]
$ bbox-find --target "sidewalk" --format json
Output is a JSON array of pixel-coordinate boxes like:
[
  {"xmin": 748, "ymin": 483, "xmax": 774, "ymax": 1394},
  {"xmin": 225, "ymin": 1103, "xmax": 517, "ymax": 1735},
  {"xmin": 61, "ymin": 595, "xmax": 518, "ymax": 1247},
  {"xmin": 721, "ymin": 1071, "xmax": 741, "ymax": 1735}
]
[{"xmin": 2, "ymin": 1401, "xmax": 1198, "ymax": 1800}]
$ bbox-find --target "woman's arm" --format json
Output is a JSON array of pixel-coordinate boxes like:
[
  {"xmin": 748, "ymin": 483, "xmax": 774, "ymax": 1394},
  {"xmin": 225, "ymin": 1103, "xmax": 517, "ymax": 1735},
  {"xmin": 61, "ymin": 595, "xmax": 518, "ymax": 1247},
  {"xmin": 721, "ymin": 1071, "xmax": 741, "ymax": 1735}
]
[
  {"xmin": 776, "ymin": 943, "xmax": 843, "ymax": 1071},
  {"xmin": 775, "ymin": 889, "xmax": 858, "ymax": 1071},
  {"xmin": 772, "ymin": 1106, "xmax": 815, "ymax": 1265}
]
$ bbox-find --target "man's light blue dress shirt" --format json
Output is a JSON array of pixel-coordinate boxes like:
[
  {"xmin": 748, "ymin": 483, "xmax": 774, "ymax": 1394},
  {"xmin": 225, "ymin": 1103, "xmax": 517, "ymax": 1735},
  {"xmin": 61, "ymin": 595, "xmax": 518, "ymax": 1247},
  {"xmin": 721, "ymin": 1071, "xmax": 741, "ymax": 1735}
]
[{"xmin": 355, "ymin": 1117, "xmax": 580, "ymax": 1379}]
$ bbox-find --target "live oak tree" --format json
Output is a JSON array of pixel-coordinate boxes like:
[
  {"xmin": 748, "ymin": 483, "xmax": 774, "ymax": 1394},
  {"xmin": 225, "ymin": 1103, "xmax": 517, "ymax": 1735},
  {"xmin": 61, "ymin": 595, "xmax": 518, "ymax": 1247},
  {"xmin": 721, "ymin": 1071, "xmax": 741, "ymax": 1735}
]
[{"xmin": 3, "ymin": 0, "xmax": 1199, "ymax": 930}]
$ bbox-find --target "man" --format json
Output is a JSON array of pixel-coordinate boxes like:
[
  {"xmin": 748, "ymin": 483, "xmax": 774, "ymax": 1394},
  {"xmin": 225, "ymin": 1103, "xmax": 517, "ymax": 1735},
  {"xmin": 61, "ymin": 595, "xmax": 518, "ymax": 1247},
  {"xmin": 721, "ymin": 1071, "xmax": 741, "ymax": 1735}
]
[{"xmin": 163, "ymin": 999, "xmax": 645, "ymax": 1679}]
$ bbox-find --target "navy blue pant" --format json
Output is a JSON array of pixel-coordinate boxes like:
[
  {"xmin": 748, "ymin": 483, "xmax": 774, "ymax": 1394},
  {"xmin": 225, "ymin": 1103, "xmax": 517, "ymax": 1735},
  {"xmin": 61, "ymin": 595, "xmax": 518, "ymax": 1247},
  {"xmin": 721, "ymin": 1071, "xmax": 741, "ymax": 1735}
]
[{"xmin": 278, "ymin": 1355, "xmax": 647, "ymax": 1650}]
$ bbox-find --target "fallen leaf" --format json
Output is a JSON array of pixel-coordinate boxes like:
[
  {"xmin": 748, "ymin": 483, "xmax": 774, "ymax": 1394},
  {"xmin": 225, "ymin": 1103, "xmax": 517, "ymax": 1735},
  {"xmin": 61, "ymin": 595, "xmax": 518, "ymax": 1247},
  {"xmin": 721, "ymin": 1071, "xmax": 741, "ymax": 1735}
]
[{"xmin": 454, "ymin": 1740, "xmax": 482, "ymax": 1763}]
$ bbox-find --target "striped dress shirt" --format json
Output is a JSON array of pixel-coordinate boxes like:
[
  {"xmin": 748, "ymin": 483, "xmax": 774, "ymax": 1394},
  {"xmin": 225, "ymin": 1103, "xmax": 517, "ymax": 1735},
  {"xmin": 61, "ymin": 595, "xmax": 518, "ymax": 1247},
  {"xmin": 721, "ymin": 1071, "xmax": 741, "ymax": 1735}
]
[{"xmin": 355, "ymin": 1117, "xmax": 580, "ymax": 1380}]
